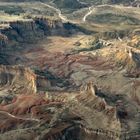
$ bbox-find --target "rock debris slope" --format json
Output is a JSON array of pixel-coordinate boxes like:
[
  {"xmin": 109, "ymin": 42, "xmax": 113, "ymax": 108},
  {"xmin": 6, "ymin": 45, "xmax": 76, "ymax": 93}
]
[{"xmin": 0, "ymin": 1, "xmax": 140, "ymax": 140}]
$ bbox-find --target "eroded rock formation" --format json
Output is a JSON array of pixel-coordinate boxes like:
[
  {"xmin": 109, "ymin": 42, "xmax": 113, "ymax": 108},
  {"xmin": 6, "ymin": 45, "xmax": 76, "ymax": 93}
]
[
  {"xmin": 0, "ymin": 65, "xmax": 36, "ymax": 95},
  {"xmin": 0, "ymin": 1, "xmax": 140, "ymax": 139},
  {"xmin": 0, "ymin": 82, "xmax": 122, "ymax": 140}
]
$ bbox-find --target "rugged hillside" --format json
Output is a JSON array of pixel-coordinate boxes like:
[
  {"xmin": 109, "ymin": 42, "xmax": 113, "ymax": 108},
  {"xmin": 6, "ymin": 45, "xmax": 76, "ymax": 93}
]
[
  {"xmin": 86, "ymin": 5, "xmax": 140, "ymax": 23},
  {"xmin": 76, "ymin": 0, "xmax": 140, "ymax": 6},
  {"xmin": 0, "ymin": 83, "xmax": 122, "ymax": 140},
  {"xmin": 53, "ymin": 0, "xmax": 86, "ymax": 9},
  {"xmin": 0, "ymin": 0, "xmax": 140, "ymax": 140},
  {"xmin": 0, "ymin": 17, "xmax": 77, "ymax": 52},
  {"xmin": 0, "ymin": 65, "xmax": 36, "ymax": 95},
  {"xmin": 0, "ymin": 0, "xmax": 139, "ymax": 5}
]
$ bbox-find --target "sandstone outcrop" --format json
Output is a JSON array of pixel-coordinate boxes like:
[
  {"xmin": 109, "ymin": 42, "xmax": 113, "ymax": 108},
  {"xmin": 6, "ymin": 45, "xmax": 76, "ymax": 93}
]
[
  {"xmin": 0, "ymin": 17, "xmax": 86, "ymax": 51},
  {"xmin": 0, "ymin": 65, "xmax": 36, "ymax": 94},
  {"xmin": 0, "ymin": 33, "xmax": 8, "ymax": 49},
  {"xmin": 34, "ymin": 17, "xmax": 66, "ymax": 36},
  {"xmin": 0, "ymin": 18, "xmax": 65, "ymax": 50},
  {"xmin": 0, "ymin": 1, "xmax": 140, "ymax": 139},
  {"xmin": 0, "ymin": 82, "xmax": 122, "ymax": 140}
]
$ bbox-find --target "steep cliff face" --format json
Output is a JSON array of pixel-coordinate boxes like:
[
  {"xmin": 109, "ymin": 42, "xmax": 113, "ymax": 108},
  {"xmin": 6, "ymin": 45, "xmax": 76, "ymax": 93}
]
[
  {"xmin": 0, "ymin": 83, "xmax": 122, "ymax": 140},
  {"xmin": 0, "ymin": 20, "xmax": 43, "ymax": 50},
  {"xmin": 0, "ymin": 18, "xmax": 71, "ymax": 50},
  {"xmin": 0, "ymin": 2, "xmax": 139, "ymax": 140},
  {"xmin": 0, "ymin": 65, "xmax": 37, "ymax": 94},
  {"xmin": 0, "ymin": 33, "xmax": 8, "ymax": 49},
  {"xmin": 34, "ymin": 17, "xmax": 67, "ymax": 36}
]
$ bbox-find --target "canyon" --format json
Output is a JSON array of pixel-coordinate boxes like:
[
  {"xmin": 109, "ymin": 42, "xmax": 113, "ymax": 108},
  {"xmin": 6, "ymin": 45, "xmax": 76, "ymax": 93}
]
[{"xmin": 0, "ymin": 0, "xmax": 140, "ymax": 140}]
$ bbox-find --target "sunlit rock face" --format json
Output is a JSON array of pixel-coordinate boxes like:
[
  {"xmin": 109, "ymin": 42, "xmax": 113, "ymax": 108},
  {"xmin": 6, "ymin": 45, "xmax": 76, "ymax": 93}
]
[
  {"xmin": 32, "ymin": 83, "xmax": 139, "ymax": 140},
  {"xmin": 0, "ymin": 0, "xmax": 140, "ymax": 140},
  {"xmin": 0, "ymin": 83, "xmax": 122, "ymax": 140},
  {"xmin": 0, "ymin": 65, "xmax": 37, "ymax": 94}
]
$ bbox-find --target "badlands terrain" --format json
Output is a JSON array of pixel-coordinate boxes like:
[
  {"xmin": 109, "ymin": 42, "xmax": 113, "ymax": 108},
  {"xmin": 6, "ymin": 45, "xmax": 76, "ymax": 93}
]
[{"xmin": 0, "ymin": 0, "xmax": 140, "ymax": 140}]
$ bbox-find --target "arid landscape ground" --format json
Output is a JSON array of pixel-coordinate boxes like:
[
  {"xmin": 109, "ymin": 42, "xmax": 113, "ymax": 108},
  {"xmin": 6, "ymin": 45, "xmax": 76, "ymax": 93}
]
[{"xmin": 0, "ymin": 0, "xmax": 140, "ymax": 140}]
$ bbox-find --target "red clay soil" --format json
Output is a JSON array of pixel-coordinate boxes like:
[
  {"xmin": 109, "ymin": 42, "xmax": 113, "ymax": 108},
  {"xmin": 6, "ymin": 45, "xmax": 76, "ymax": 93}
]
[
  {"xmin": 0, "ymin": 94, "xmax": 65, "ymax": 133},
  {"xmin": 0, "ymin": 94, "xmax": 48, "ymax": 115}
]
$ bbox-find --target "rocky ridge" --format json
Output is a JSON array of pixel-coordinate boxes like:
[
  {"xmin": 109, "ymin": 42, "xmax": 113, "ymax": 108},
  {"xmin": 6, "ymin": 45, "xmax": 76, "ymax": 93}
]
[
  {"xmin": 0, "ymin": 82, "xmax": 123, "ymax": 140},
  {"xmin": 0, "ymin": 1, "xmax": 140, "ymax": 140}
]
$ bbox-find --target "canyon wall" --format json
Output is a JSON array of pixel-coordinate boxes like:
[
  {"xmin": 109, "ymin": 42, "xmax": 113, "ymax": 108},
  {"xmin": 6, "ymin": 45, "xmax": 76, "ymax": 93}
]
[
  {"xmin": 0, "ymin": 65, "xmax": 37, "ymax": 94},
  {"xmin": 0, "ymin": 18, "xmax": 71, "ymax": 50}
]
